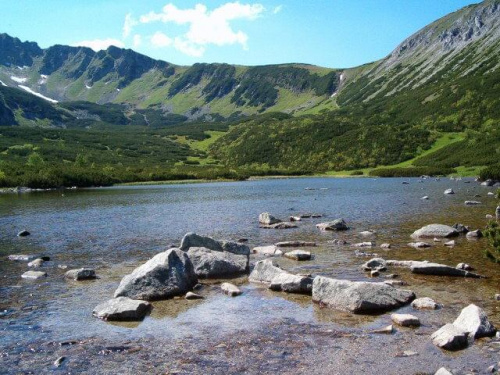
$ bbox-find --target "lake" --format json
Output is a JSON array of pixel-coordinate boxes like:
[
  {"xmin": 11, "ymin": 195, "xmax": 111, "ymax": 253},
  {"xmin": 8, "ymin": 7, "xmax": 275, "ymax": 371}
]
[{"xmin": 1, "ymin": 177, "xmax": 499, "ymax": 374}]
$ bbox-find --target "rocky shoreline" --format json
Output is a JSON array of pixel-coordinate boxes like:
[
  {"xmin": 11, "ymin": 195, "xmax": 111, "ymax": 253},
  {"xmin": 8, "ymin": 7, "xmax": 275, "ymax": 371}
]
[{"xmin": 2, "ymin": 177, "xmax": 500, "ymax": 374}]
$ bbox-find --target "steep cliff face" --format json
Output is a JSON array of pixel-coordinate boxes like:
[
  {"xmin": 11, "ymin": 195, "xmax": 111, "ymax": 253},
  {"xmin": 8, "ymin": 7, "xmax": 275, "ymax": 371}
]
[
  {"xmin": 338, "ymin": 0, "xmax": 500, "ymax": 105},
  {"xmin": 0, "ymin": 34, "xmax": 42, "ymax": 67}
]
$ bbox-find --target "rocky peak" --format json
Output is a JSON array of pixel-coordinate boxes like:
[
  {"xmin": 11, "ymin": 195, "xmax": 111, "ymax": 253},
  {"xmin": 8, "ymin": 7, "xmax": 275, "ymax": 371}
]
[{"xmin": 0, "ymin": 33, "xmax": 42, "ymax": 67}]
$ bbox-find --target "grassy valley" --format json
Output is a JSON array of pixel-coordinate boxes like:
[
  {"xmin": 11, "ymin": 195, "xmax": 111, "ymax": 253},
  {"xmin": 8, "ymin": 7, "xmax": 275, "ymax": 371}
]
[{"xmin": 1, "ymin": 0, "xmax": 500, "ymax": 188}]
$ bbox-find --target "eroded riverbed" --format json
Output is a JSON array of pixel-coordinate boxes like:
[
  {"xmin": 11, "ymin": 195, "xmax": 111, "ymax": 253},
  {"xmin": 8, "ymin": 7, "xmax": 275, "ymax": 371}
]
[{"xmin": 1, "ymin": 177, "xmax": 499, "ymax": 374}]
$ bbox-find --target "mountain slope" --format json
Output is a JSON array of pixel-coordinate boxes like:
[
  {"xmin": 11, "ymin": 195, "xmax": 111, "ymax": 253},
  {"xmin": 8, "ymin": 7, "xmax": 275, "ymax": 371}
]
[
  {"xmin": 338, "ymin": 0, "xmax": 500, "ymax": 105},
  {"xmin": 212, "ymin": 0, "xmax": 500, "ymax": 173},
  {"xmin": 0, "ymin": 34, "xmax": 340, "ymax": 121}
]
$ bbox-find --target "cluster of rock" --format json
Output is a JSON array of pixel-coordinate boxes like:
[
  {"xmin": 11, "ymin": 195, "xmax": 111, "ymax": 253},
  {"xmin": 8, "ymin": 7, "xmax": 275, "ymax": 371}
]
[
  {"xmin": 9, "ymin": 248, "xmax": 98, "ymax": 282},
  {"xmin": 431, "ymin": 304, "xmax": 496, "ymax": 350},
  {"xmin": 94, "ymin": 233, "xmax": 250, "ymax": 321}
]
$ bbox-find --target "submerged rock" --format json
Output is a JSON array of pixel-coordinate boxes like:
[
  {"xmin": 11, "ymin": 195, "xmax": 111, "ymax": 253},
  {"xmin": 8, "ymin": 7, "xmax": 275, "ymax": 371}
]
[
  {"xmin": 411, "ymin": 224, "xmax": 459, "ymax": 239},
  {"xmin": 391, "ymin": 313, "xmax": 420, "ymax": 327},
  {"xmin": 221, "ymin": 282, "xmax": 242, "ymax": 297},
  {"xmin": 27, "ymin": 258, "xmax": 44, "ymax": 268},
  {"xmin": 260, "ymin": 222, "xmax": 298, "ymax": 229},
  {"xmin": 21, "ymin": 270, "xmax": 47, "ymax": 279},
  {"xmin": 412, "ymin": 297, "xmax": 440, "ymax": 310},
  {"xmin": 114, "ymin": 248, "xmax": 198, "ymax": 301},
  {"xmin": 93, "ymin": 297, "xmax": 151, "ymax": 321},
  {"xmin": 65, "ymin": 268, "xmax": 96, "ymax": 281},
  {"xmin": 275, "ymin": 241, "xmax": 316, "ymax": 247},
  {"xmin": 312, "ymin": 276, "xmax": 415, "ymax": 314},
  {"xmin": 353, "ymin": 242, "xmax": 375, "ymax": 248},
  {"xmin": 316, "ymin": 219, "xmax": 349, "ymax": 231},
  {"xmin": 408, "ymin": 242, "xmax": 431, "ymax": 249},
  {"xmin": 258, "ymin": 212, "xmax": 281, "ymax": 225},
  {"xmin": 464, "ymin": 201, "xmax": 481, "ymax": 206},
  {"xmin": 435, "ymin": 368, "xmax": 454, "ymax": 375},
  {"xmin": 444, "ymin": 189, "xmax": 455, "ymax": 195},
  {"xmin": 17, "ymin": 230, "xmax": 30, "ymax": 237},
  {"xmin": 185, "ymin": 291, "xmax": 204, "ymax": 300},
  {"xmin": 466, "ymin": 230, "xmax": 483, "ymax": 239},
  {"xmin": 8, "ymin": 254, "xmax": 39, "ymax": 262},
  {"xmin": 410, "ymin": 262, "xmax": 483, "ymax": 278},
  {"xmin": 444, "ymin": 240, "xmax": 455, "ymax": 247},
  {"xmin": 361, "ymin": 258, "xmax": 387, "ymax": 271},
  {"xmin": 380, "ymin": 243, "xmax": 392, "ymax": 249},
  {"xmin": 453, "ymin": 304, "xmax": 496, "ymax": 339},
  {"xmin": 371, "ymin": 325, "xmax": 394, "ymax": 334},
  {"xmin": 249, "ymin": 259, "xmax": 313, "ymax": 294},
  {"xmin": 431, "ymin": 323, "xmax": 468, "ymax": 351},
  {"xmin": 187, "ymin": 247, "xmax": 248, "ymax": 278},
  {"xmin": 456, "ymin": 263, "xmax": 474, "ymax": 271},
  {"xmin": 283, "ymin": 250, "xmax": 311, "ymax": 261},
  {"xmin": 252, "ymin": 245, "xmax": 283, "ymax": 257}
]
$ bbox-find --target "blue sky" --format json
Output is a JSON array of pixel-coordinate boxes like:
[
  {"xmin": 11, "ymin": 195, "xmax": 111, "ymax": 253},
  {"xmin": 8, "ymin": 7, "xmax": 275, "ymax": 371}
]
[{"xmin": 2, "ymin": 0, "xmax": 479, "ymax": 68}]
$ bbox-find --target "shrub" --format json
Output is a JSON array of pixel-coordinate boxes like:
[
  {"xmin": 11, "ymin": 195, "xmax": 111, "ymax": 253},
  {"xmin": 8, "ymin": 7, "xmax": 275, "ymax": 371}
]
[
  {"xmin": 368, "ymin": 167, "xmax": 456, "ymax": 177},
  {"xmin": 485, "ymin": 221, "xmax": 500, "ymax": 263}
]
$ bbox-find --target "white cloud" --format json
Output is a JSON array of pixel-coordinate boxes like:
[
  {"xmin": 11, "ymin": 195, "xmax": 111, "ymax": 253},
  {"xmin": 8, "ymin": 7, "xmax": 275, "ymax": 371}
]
[
  {"xmin": 72, "ymin": 38, "xmax": 125, "ymax": 51},
  {"xmin": 133, "ymin": 34, "xmax": 142, "ymax": 48},
  {"xmin": 173, "ymin": 37, "xmax": 205, "ymax": 57},
  {"xmin": 150, "ymin": 31, "xmax": 173, "ymax": 48},
  {"xmin": 138, "ymin": 2, "xmax": 265, "ymax": 56},
  {"xmin": 273, "ymin": 5, "xmax": 282, "ymax": 14},
  {"xmin": 123, "ymin": 13, "xmax": 139, "ymax": 38}
]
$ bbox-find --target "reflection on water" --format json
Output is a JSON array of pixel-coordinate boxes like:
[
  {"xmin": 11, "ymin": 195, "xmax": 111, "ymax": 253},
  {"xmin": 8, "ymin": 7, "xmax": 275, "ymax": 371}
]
[{"xmin": 0, "ymin": 177, "xmax": 499, "ymax": 349}]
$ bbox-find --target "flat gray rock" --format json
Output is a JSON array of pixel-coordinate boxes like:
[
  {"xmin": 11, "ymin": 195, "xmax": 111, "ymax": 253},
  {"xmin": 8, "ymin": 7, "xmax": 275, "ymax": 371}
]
[
  {"xmin": 391, "ymin": 313, "xmax": 420, "ymax": 327},
  {"xmin": 260, "ymin": 222, "xmax": 297, "ymax": 229},
  {"xmin": 21, "ymin": 271, "xmax": 47, "ymax": 279},
  {"xmin": 411, "ymin": 297, "xmax": 440, "ymax": 310},
  {"xmin": 221, "ymin": 282, "xmax": 242, "ymax": 297},
  {"xmin": 187, "ymin": 247, "xmax": 248, "ymax": 278},
  {"xmin": 180, "ymin": 232, "xmax": 223, "ymax": 251},
  {"xmin": 93, "ymin": 297, "xmax": 151, "ymax": 321},
  {"xmin": 312, "ymin": 276, "xmax": 415, "ymax": 314},
  {"xmin": 411, "ymin": 224, "xmax": 459, "ymax": 239},
  {"xmin": 65, "ymin": 268, "xmax": 96, "ymax": 281},
  {"xmin": 316, "ymin": 219, "xmax": 349, "ymax": 231},
  {"xmin": 252, "ymin": 245, "xmax": 283, "ymax": 257},
  {"xmin": 411, "ymin": 262, "xmax": 483, "ymax": 278},
  {"xmin": 283, "ymin": 250, "xmax": 311, "ymax": 261},
  {"xmin": 431, "ymin": 323, "xmax": 468, "ymax": 351},
  {"xmin": 453, "ymin": 304, "xmax": 496, "ymax": 339},
  {"xmin": 258, "ymin": 212, "xmax": 281, "ymax": 225},
  {"xmin": 250, "ymin": 259, "xmax": 313, "ymax": 294},
  {"xmin": 386, "ymin": 260, "xmax": 429, "ymax": 268},
  {"xmin": 114, "ymin": 248, "xmax": 198, "ymax": 301},
  {"xmin": 408, "ymin": 242, "xmax": 431, "ymax": 249}
]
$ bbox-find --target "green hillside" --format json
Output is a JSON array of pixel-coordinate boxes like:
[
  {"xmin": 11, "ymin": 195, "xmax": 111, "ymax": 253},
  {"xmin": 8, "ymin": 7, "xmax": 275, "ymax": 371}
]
[{"xmin": 1, "ymin": 0, "xmax": 500, "ymax": 187}]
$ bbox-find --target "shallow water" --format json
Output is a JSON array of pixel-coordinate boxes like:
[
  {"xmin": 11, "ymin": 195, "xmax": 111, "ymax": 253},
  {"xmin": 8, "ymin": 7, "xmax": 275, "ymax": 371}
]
[{"xmin": 0, "ymin": 177, "xmax": 499, "ymax": 374}]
